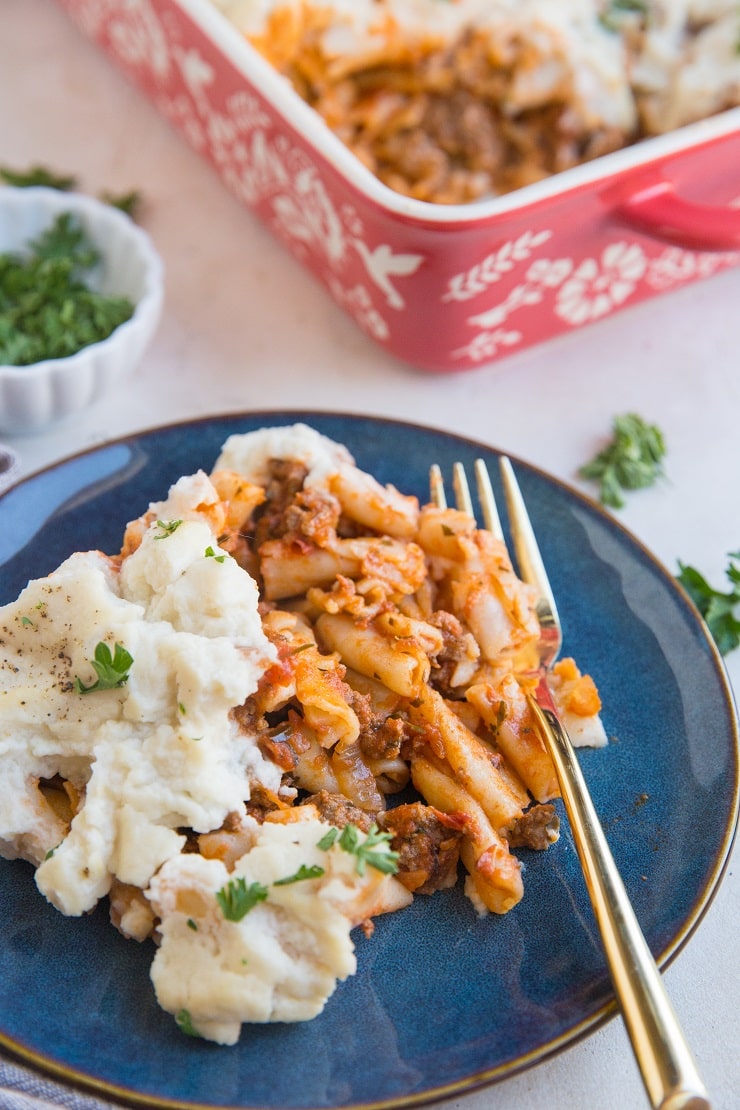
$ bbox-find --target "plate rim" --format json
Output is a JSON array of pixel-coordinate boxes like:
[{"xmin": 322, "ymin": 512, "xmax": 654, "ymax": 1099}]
[{"xmin": 1, "ymin": 408, "xmax": 738, "ymax": 1110}]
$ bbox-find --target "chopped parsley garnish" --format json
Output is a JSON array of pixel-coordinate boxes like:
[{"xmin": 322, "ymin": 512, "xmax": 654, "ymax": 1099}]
[
  {"xmin": 175, "ymin": 1009, "xmax": 203, "ymax": 1038},
  {"xmin": 204, "ymin": 545, "xmax": 226, "ymax": 563},
  {"xmin": 98, "ymin": 189, "xmax": 142, "ymax": 218},
  {"xmin": 0, "ymin": 213, "xmax": 135, "ymax": 366},
  {"xmin": 579, "ymin": 413, "xmax": 666, "ymax": 508},
  {"xmin": 75, "ymin": 641, "xmax": 133, "ymax": 694},
  {"xmin": 599, "ymin": 0, "xmax": 648, "ymax": 30},
  {"xmin": 316, "ymin": 823, "xmax": 399, "ymax": 873},
  {"xmin": 1, "ymin": 166, "xmax": 143, "ymax": 218},
  {"xmin": 273, "ymin": 864, "xmax": 325, "ymax": 885},
  {"xmin": 186, "ymin": 918, "xmax": 198, "ymax": 931},
  {"xmin": 676, "ymin": 552, "xmax": 740, "ymax": 656},
  {"xmin": 216, "ymin": 877, "xmax": 268, "ymax": 921},
  {"xmin": 0, "ymin": 165, "xmax": 77, "ymax": 190},
  {"xmin": 154, "ymin": 519, "xmax": 183, "ymax": 539},
  {"xmin": 338, "ymin": 823, "xmax": 399, "ymax": 876}
]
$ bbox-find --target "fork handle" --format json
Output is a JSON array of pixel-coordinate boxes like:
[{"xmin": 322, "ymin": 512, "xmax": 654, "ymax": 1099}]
[{"xmin": 528, "ymin": 696, "xmax": 711, "ymax": 1110}]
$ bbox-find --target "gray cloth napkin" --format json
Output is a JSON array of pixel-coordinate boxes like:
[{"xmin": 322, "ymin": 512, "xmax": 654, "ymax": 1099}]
[{"xmin": 0, "ymin": 1056, "xmax": 112, "ymax": 1110}]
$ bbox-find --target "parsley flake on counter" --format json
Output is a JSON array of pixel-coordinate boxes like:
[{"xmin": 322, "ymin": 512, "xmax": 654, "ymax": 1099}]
[
  {"xmin": 216, "ymin": 877, "xmax": 269, "ymax": 921},
  {"xmin": 0, "ymin": 164, "xmax": 77, "ymax": 191},
  {"xmin": 98, "ymin": 188, "xmax": 142, "ymax": 218},
  {"xmin": 579, "ymin": 413, "xmax": 667, "ymax": 508},
  {"xmin": 0, "ymin": 212, "xmax": 135, "ymax": 366},
  {"xmin": 1, "ymin": 166, "xmax": 143, "ymax": 219},
  {"xmin": 75, "ymin": 641, "xmax": 133, "ymax": 694},
  {"xmin": 676, "ymin": 552, "xmax": 740, "ymax": 656}
]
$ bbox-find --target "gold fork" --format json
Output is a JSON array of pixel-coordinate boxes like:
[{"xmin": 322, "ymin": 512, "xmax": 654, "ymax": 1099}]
[{"xmin": 430, "ymin": 457, "xmax": 711, "ymax": 1110}]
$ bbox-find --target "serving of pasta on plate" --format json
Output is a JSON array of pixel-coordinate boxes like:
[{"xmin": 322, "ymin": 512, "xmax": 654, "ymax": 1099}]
[{"xmin": 0, "ymin": 423, "xmax": 607, "ymax": 1045}]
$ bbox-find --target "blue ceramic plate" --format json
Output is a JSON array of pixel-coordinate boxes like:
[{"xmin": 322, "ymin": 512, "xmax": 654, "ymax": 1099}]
[{"xmin": 0, "ymin": 412, "xmax": 737, "ymax": 1110}]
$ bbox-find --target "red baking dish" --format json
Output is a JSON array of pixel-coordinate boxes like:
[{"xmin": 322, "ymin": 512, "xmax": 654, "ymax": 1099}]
[{"xmin": 54, "ymin": 0, "xmax": 740, "ymax": 373}]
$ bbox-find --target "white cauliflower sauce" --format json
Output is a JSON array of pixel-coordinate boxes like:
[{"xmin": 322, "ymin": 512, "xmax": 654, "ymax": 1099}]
[
  {"xmin": 0, "ymin": 425, "xmax": 609, "ymax": 1043},
  {"xmin": 0, "ymin": 478, "xmax": 278, "ymax": 919},
  {"xmin": 216, "ymin": 423, "xmax": 354, "ymax": 488},
  {"xmin": 148, "ymin": 813, "xmax": 410, "ymax": 1043}
]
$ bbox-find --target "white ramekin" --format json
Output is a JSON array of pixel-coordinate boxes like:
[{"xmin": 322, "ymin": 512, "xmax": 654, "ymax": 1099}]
[{"xmin": 0, "ymin": 186, "xmax": 164, "ymax": 434}]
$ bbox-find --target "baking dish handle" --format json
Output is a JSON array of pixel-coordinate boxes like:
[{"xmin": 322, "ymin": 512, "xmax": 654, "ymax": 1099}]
[{"xmin": 609, "ymin": 176, "xmax": 740, "ymax": 252}]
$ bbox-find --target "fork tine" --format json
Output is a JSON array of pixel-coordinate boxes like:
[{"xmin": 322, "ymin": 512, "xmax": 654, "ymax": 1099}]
[
  {"xmin": 430, "ymin": 459, "xmax": 505, "ymax": 541},
  {"xmin": 452, "ymin": 461, "xmax": 474, "ymax": 518},
  {"xmin": 498, "ymin": 456, "xmax": 561, "ymax": 641},
  {"xmin": 429, "ymin": 463, "xmax": 447, "ymax": 509},
  {"xmin": 473, "ymin": 458, "xmax": 504, "ymax": 541}
]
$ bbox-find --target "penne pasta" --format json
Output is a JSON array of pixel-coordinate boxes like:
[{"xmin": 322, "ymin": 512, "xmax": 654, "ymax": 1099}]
[
  {"xmin": 316, "ymin": 611, "xmax": 430, "ymax": 698},
  {"xmin": 259, "ymin": 540, "xmax": 361, "ymax": 600},
  {"xmin": 408, "ymin": 688, "xmax": 529, "ymax": 831},
  {"xmin": 467, "ymin": 675, "xmax": 561, "ymax": 803},
  {"xmin": 411, "ymin": 755, "xmax": 523, "ymax": 915},
  {"xmin": 327, "ymin": 465, "xmax": 419, "ymax": 539}
]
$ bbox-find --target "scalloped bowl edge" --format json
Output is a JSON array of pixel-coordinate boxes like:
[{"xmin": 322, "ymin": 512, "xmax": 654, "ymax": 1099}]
[{"xmin": 0, "ymin": 186, "xmax": 164, "ymax": 435}]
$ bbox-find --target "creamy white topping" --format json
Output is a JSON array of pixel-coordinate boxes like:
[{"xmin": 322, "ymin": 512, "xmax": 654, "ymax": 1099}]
[
  {"xmin": 216, "ymin": 422, "xmax": 355, "ymax": 487},
  {"xmin": 0, "ymin": 475, "xmax": 277, "ymax": 916},
  {"xmin": 147, "ymin": 813, "xmax": 408, "ymax": 1044}
]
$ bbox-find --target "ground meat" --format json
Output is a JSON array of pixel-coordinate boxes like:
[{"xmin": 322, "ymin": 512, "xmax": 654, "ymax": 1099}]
[
  {"xmin": 374, "ymin": 88, "xmax": 504, "ymax": 202},
  {"xmin": 428, "ymin": 609, "xmax": 478, "ymax": 696},
  {"xmin": 301, "ymin": 789, "xmax": 375, "ymax": 832},
  {"xmin": 281, "ymin": 30, "xmax": 627, "ymax": 203},
  {"xmin": 245, "ymin": 783, "xmax": 291, "ymax": 822},
  {"xmin": 379, "ymin": 802, "xmax": 467, "ymax": 894},
  {"xmin": 258, "ymin": 732, "xmax": 298, "ymax": 771},
  {"xmin": 252, "ymin": 459, "xmax": 309, "ymax": 547},
  {"xmin": 349, "ymin": 687, "xmax": 405, "ymax": 761},
  {"xmin": 506, "ymin": 803, "xmax": 560, "ymax": 851},
  {"xmin": 305, "ymin": 791, "xmax": 467, "ymax": 896},
  {"xmin": 363, "ymin": 714, "xmax": 406, "ymax": 760},
  {"xmin": 282, "ymin": 487, "xmax": 342, "ymax": 546}
]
